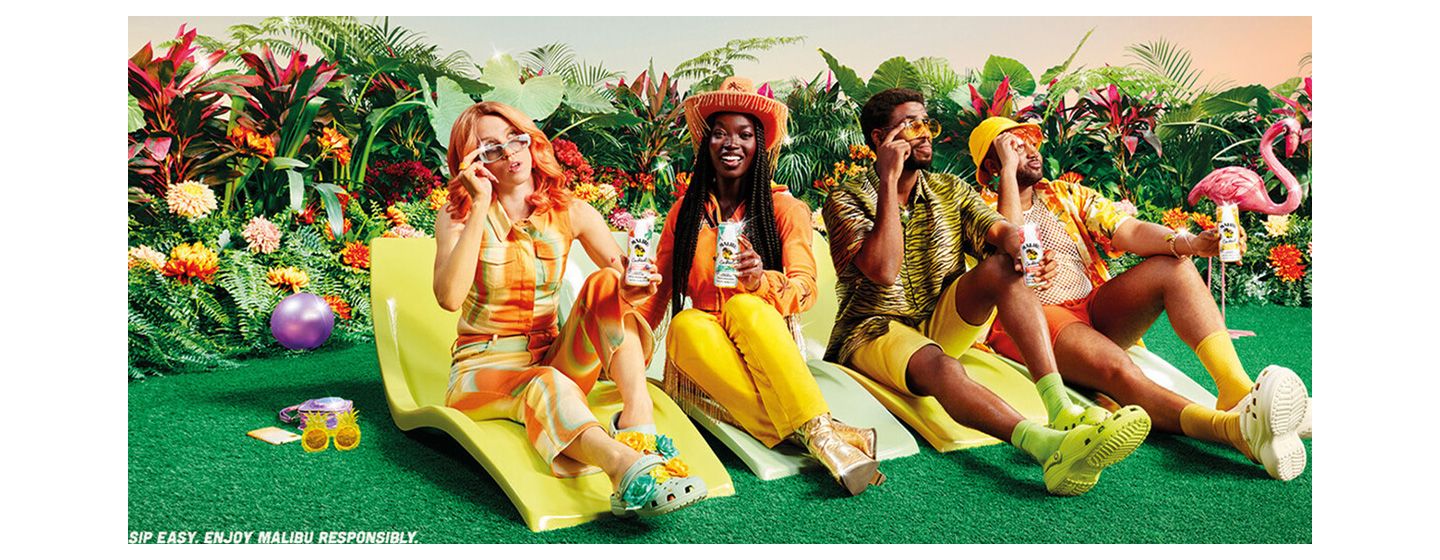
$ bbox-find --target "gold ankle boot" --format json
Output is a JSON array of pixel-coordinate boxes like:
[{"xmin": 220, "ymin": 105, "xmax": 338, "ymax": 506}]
[
  {"xmin": 830, "ymin": 417, "xmax": 878, "ymax": 459},
  {"xmin": 793, "ymin": 413, "xmax": 881, "ymax": 496}
]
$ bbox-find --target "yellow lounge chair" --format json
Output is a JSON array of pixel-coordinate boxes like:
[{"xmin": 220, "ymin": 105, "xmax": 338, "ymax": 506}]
[
  {"xmin": 370, "ymin": 238, "xmax": 734, "ymax": 532},
  {"xmin": 801, "ymin": 237, "xmax": 1048, "ymax": 452}
]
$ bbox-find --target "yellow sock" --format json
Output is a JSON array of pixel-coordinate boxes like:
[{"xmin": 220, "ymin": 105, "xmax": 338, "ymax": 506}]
[
  {"xmin": 1194, "ymin": 331, "xmax": 1253, "ymax": 410},
  {"xmin": 1179, "ymin": 404, "xmax": 1254, "ymax": 461}
]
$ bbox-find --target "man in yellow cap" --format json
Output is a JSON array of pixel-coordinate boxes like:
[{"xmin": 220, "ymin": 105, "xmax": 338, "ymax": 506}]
[
  {"xmin": 970, "ymin": 116, "xmax": 1311, "ymax": 481},
  {"xmin": 822, "ymin": 88, "xmax": 1151, "ymax": 496}
]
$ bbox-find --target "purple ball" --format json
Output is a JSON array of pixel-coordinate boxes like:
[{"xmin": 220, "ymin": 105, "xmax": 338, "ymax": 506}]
[{"xmin": 270, "ymin": 292, "xmax": 335, "ymax": 350}]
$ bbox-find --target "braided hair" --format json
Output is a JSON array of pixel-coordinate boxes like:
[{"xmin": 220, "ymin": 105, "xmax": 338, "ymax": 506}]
[{"xmin": 669, "ymin": 113, "xmax": 784, "ymax": 318}]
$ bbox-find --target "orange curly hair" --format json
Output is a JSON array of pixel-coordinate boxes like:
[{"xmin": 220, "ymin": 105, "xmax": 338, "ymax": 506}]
[{"xmin": 444, "ymin": 101, "xmax": 570, "ymax": 221}]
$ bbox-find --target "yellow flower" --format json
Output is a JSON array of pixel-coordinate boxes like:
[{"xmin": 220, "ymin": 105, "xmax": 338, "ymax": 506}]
[
  {"xmin": 427, "ymin": 188, "xmax": 449, "ymax": 211},
  {"xmin": 1264, "ymin": 214, "xmax": 1292, "ymax": 237},
  {"xmin": 649, "ymin": 465, "xmax": 672, "ymax": 483},
  {"xmin": 267, "ymin": 266, "xmax": 310, "ymax": 293},
  {"xmin": 615, "ymin": 431, "xmax": 654, "ymax": 454},
  {"xmin": 164, "ymin": 181, "xmax": 217, "ymax": 220},
  {"xmin": 571, "ymin": 182, "xmax": 616, "ymax": 204},
  {"xmin": 662, "ymin": 457, "xmax": 690, "ymax": 478},
  {"xmin": 162, "ymin": 242, "xmax": 219, "ymax": 284}
]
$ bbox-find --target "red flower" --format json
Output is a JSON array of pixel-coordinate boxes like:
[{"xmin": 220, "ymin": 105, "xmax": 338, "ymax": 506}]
[
  {"xmin": 365, "ymin": 160, "xmax": 445, "ymax": 206},
  {"xmin": 552, "ymin": 139, "xmax": 595, "ymax": 186},
  {"xmin": 1268, "ymin": 244, "xmax": 1306, "ymax": 283},
  {"xmin": 673, "ymin": 172, "xmax": 691, "ymax": 199}
]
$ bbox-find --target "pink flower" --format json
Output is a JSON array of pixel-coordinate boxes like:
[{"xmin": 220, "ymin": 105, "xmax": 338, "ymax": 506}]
[
  {"xmin": 608, "ymin": 206, "xmax": 635, "ymax": 232},
  {"xmin": 241, "ymin": 216, "xmax": 282, "ymax": 254},
  {"xmin": 128, "ymin": 245, "xmax": 167, "ymax": 270},
  {"xmin": 381, "ymin": 224, "xmax": 426, "ymax": 239}
]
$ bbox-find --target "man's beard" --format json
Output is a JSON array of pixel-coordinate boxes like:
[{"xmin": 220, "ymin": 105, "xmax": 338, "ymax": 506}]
[
  {"xmin": 1016, "ymin": 166, "xmax": 1044, "ymax": 187},
  {"xmin": 903, "ymin": 155, "xmax": 932, "ymax": 171}
]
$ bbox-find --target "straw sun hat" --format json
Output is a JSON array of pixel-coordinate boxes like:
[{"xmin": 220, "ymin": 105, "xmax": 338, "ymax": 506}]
[{"xmin": 682, "ymin": 76, "xmax": 789, "ymax": 165}]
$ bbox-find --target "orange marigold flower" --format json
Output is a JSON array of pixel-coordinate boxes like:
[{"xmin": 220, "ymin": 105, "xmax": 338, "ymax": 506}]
[
  {"xmin": 1268, "ymin": 244, "xmax": 1306, "ymax": 283},
  {"xmin": 162, "ymin": 242, "xmax": 219, "ymax": 284},
  {"xmin": 427, "ymin": 188, "xmax": 448, "ymax": 210},
  {"xmin": 267, "ymin": 266, "xmax": 310, "ymax": 292},
  {"xmin": 341, "ymin": 241, "xmax": 371, "ymax": 269},
  {"xmin": 385, "ymin": 206, "xmax": 408, "ymax": 227},
  {"xmin": 1161, "ymin": 207, "xmax": 1192, "ymax": 231},
  {"xmin": 849, "ymin": 144, "xmax": 876, "ymax": 161},
  {"xmin": 1191, "ymin": 212, "xmax": 1216, "ymax": 230},
  {"xmin": 323, "ymin": 294, "xmax": 353, "ymax": 320}
]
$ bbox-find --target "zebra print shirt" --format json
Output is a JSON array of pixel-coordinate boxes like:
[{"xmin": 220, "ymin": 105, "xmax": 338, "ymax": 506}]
[{"xmin": 821, "ymin": 169, "xmax": 1003, "ymax": 365}]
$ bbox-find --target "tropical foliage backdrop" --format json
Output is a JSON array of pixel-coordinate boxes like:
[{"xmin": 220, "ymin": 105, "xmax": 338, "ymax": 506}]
[{"xmin": 128, "ymin": 17, "xmax": 1313, "ymax": 378}]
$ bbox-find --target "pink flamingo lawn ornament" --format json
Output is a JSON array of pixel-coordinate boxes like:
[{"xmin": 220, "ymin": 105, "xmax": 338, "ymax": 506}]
[{"xmin": 1187, "ymin": 117, "xmax": 1307, "ymax": 338}]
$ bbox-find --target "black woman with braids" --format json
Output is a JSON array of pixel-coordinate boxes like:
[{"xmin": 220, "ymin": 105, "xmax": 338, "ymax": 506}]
[{"xmin": 633, "ymin": 77, "xmax": 884, "ymax": 495}]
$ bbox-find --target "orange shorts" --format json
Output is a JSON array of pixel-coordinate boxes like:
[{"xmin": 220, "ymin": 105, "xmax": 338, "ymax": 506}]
[{"xmin": 985, "ymin": 293, "xmax": 1095, "ymax": 364}]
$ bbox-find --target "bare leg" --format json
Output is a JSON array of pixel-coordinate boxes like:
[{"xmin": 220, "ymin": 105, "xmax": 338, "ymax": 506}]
[
  {"xmin": 1052, "ymin": 323, "xmax": 1194, "ymax": 434},
  {"xmin": 952, "ymin": 254, "xmax": 1059, "ymax": 377},
  {"xmin": 608, "ymin": 314, "xmax": 655, "ymax": 429},
  {"xmin": 905, "ymin": 345, "xmax": 1025, "ymax": 440},
  {"xmin": 559, "ymin": 425, "xmax": 647, "ymax": 488},
  {"xmin": 1089, "ymin": 255, "xmax": 1226, "ymax": 349}
]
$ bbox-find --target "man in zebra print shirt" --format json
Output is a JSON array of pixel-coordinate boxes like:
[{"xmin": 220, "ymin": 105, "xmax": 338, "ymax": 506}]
[{"xmin": 822, "ymin": 89, "xmax": 1152, "ymax": 496}]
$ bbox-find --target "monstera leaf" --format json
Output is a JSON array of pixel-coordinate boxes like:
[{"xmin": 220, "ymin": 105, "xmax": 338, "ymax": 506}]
[
  {"xmin": 979, "ymin": 55, "xmax": 1036, "ymax": 98},
  {"xmin": 420, "ymin": 75, "xmax": 475, "ymax": 150},
  {"xmin": 478, "ymin": 54, "xmax": 565, "ymax": 121}
]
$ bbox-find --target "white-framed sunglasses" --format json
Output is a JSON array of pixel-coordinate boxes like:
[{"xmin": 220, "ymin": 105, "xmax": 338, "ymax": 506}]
[{"xmin": 478, "ymin": 133, "xmax": 531, "ymax": 164}]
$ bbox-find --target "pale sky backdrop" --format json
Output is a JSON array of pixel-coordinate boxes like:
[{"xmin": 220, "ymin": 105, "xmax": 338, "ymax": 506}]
[{"xmin": 129, "ymin": 16, "xmax": 1311, "ymax": 90}]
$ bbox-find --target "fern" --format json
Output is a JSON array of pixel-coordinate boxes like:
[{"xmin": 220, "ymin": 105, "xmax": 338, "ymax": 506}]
[
  {"xmin": 673, "ymin": 36, "xmax": 806, "ymax": 92},
  {"xmin": 1126, "ymin": 39, "xmax": 1233, "ymax": 103}
]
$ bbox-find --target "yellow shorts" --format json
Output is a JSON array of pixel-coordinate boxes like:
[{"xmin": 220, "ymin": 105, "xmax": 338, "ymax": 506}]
[{"xmin": 847, "ymin": 271, "xmax": 996, "ymax": 397}]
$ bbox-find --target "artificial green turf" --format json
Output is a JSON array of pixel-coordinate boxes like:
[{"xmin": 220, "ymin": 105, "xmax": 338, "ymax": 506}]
[{"xmin": 128, "ymin": 305, "xmax": 1311, "ymax": 543}]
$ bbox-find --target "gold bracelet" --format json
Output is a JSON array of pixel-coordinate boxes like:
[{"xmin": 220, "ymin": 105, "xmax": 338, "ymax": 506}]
[{"xmin": 1165, "ymin": 233, "xmax": 1181, "ymax": 258}]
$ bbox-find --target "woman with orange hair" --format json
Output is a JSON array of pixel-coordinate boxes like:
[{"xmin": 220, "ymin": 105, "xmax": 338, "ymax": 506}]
[{"xmin": 433, "ymin": 101, "xmax": 706, "ymax": 518}]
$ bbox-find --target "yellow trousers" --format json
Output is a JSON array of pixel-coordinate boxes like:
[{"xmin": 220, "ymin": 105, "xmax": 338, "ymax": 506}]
[{"xmin": 666, "ymin": 294, "xmax": 829, "ymax": 447}]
